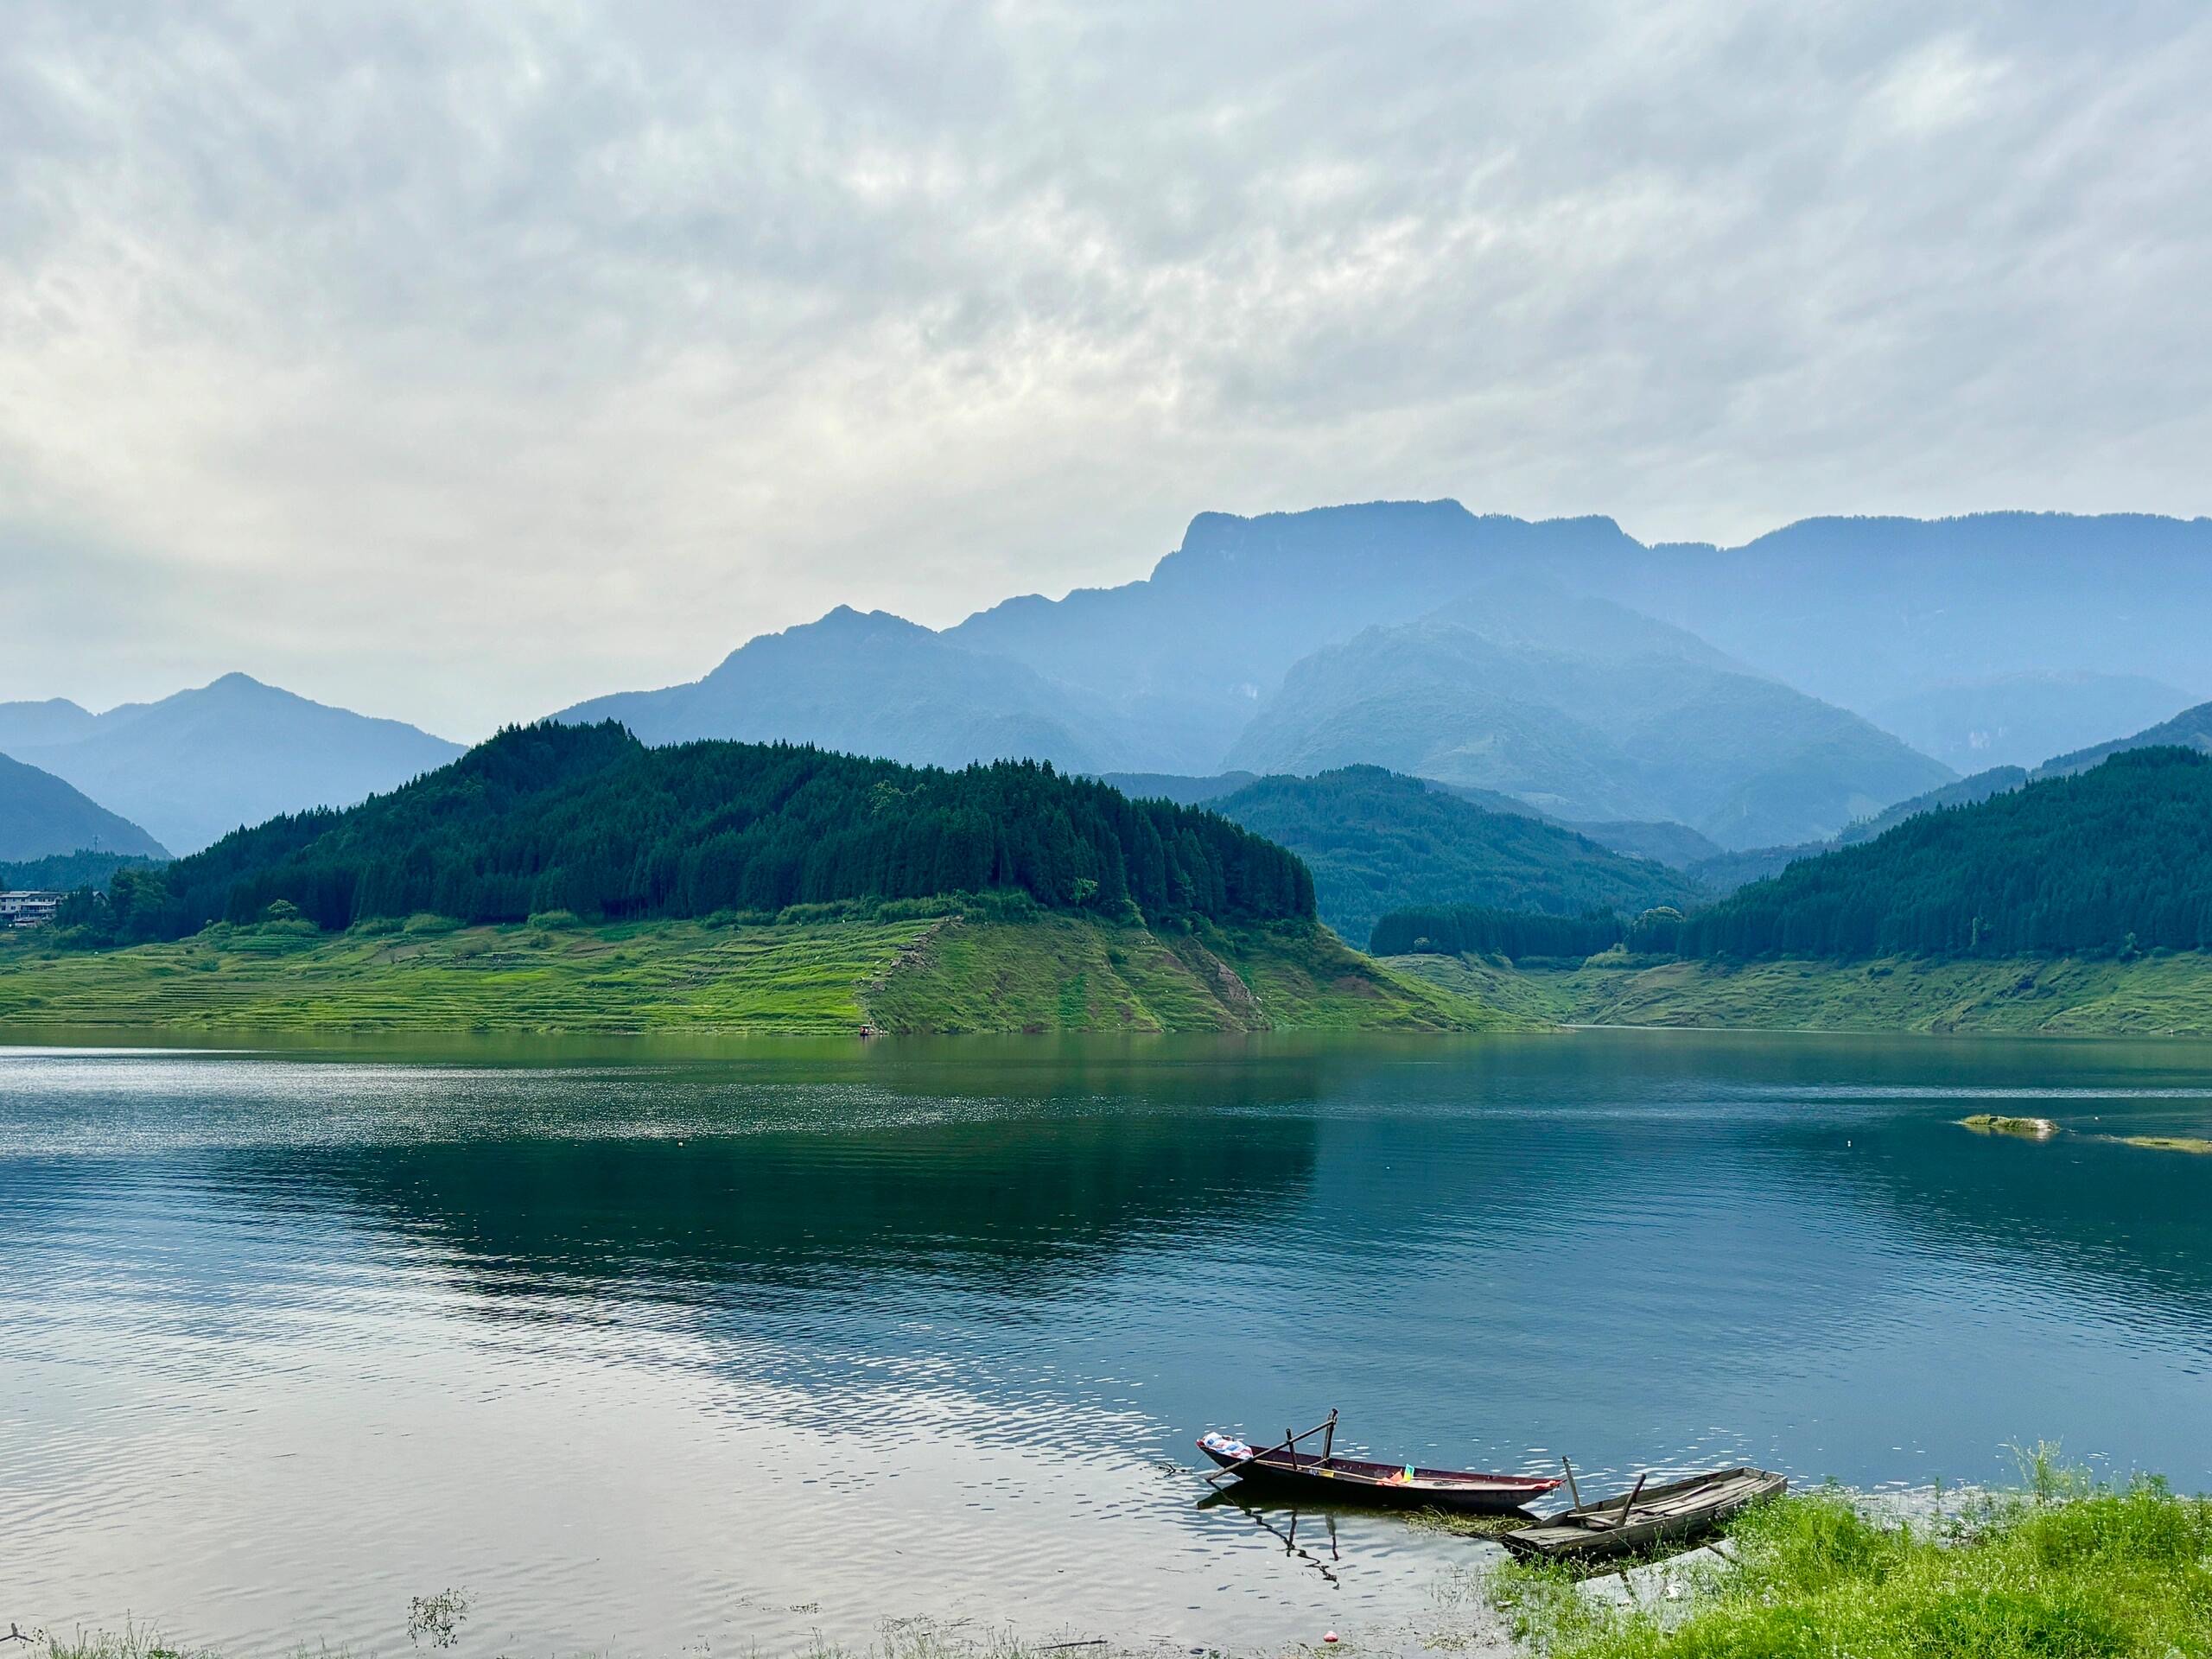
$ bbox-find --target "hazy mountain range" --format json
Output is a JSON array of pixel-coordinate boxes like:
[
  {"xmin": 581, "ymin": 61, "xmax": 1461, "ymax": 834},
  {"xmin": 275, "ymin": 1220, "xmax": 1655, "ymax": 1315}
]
[
  {"xmin": 0, "ymin": 752, "xmax": 169, "ymax": 864},
  {"xmin": 1219, "ymin": 586, "xmax": 1951, "ymax": 848},
  {"xmin": 9, "ymin": 502, "xmax": 2211, "ymax": 888},
  {"xmin": 556, "ymin": 606, "xmax": 1146, "ymax": 773},
  {"xmin": 1869, "ymin": 672, "xmax": 2196, "ymax": 774},
  {"xmin": 950, "ymin": 503, "xmax": 2212, "ymax": 769},
  {"xmin": 0, "ymin": 674, "xmax": 461, "ymax": 855},
  {"xmin": 1683, "ymin": 693, "xmax": 2212, "ymax": 893}
]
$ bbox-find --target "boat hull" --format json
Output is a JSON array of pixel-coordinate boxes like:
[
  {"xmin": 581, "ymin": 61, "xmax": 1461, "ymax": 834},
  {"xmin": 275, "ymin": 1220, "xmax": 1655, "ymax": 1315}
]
[
  {"xmin": 1198, "ymin": 1439, "xmax": 1560, "ymax": 1514},
  {"xmin": 1501, "ymin": 1467, "xmax": 1787, "ymax": 1562}
]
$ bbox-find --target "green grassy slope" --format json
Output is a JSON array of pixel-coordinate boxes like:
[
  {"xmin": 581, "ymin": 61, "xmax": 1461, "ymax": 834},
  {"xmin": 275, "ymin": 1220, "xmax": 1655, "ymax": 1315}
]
[
  {"xmin": 1491, "ymin": 1480, "xmax": 2212, "ymax": 1659},
  {"xmin": 866, "ymin": 915, "xmax": 1498, "ymax": 1033},
  {"xmin": 1393, "ymin": 949, "xmax": 2212, "ymax": 1035},
  {"xmin": 0, "ymin": 912, "xmax": 1503, "ymax": 1036},
  {"xmin": 0, "ymin": 917, "xmax": 922, "ymax": 1033}
]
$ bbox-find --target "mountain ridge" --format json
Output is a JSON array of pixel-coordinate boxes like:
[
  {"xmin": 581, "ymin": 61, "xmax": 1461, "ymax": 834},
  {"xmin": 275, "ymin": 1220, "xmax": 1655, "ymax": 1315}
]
[
  {"xmin": 9, "ymin": 674, "xmax": 462, "ymax": 855},
  {"xmin": 1222, "ymin": 593, "xmax": 1951, "ymax": 848},
  {"xmin": 556, "ymin": 606, "xmax": 1150, "ymax": 774},
  {"xmin": 0, "ymin": 752, "xmax": 171, "ymax": 863},
  {"xmin": 951, "ymin": 501, "xmax": 2212, "ymax": 724}
]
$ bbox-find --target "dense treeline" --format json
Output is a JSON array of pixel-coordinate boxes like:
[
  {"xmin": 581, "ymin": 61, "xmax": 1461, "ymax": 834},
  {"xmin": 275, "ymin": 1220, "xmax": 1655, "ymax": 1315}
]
[
  {"xmin": 1370, "ymin": 906, "xmax": 1637, "ymax": 958},
  {"xmin": 1206, "ymin": 765, "xmax": 1703, "ymax": 949},
  {"xmin": 1672, "ymin": 748, "xmax": 2212, "ymax": 958},
  {"xmin": 66, "ymin": 721, "xmax": 1314, "ymax": 943},
  {"xmin": 1376, "ymin": 749, "xmax": 2212, "ymax": 963},
  {"xmin": 0, "ymin": 850, "xmax": 163, "ymax": 892}
]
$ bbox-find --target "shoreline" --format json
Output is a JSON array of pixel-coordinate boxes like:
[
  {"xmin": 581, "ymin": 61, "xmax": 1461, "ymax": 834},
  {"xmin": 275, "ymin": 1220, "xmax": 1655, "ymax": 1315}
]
[
  {"xmin": 26, "ymin": 1477, "xmax": 2210, "ymax": 1659},
  {"xmin": 1395, "ymin": 948, "xmax": 2212, "ymax": 1038}
]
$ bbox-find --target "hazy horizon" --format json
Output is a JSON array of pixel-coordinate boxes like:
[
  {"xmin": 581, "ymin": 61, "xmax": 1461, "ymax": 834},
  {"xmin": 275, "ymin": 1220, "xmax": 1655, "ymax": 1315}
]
[{"xmin": 8, "ymin": 502, "xmax": 2209, "ymax": 745}]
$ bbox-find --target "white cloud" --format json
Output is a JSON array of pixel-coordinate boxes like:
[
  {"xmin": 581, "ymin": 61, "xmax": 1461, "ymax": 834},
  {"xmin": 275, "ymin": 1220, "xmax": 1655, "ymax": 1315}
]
[
  {"xmin": 1870, "ymin": 33, "xmax": 2007, "ymax": 137},
  {"xmin": 0, "ymin": 0, "xmax": 2208, "ymax": 737}
]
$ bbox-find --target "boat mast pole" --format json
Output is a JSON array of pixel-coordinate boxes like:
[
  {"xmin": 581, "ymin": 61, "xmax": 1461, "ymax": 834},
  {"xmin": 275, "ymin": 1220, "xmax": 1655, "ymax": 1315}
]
[
  {"xmin": 1618, "ymin": 1471, "xmax": 1649, "ymax": 1521},
  {"xmin": 1321, "ymin": 1408, "xmax": 1338, "ymax": 1468}
]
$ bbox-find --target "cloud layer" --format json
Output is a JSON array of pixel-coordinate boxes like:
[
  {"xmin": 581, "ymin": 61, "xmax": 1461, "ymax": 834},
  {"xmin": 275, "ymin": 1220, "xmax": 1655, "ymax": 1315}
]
[{"xmin": 3, "ymin": 0, "xmax": 2208, "ymax": 736}]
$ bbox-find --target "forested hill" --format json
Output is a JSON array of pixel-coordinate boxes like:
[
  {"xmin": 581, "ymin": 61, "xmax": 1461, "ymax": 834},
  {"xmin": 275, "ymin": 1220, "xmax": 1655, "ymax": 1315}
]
[
  {"xmin": 92, "ymin": 722, "xmax": 1314, "ymax": 942},
  {"xmin": 1673, "ymin": 747, "xmax": 2212, "ymax": 958},
  {"xmin": 1201, "ymin": 766, "xmax": 1704, "ymax": 948}
]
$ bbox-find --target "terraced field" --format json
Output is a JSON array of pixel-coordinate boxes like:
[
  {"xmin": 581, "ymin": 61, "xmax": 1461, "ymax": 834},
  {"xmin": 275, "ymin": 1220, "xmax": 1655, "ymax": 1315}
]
[
  {"xmin": 1393, "ymin": 949, "xmax": 2212, "ymax": 1036},
  {"xmin": 864, "ymin": 914, "xmax": 1496, "ymax": 1033},
  {"xmin": 0, "ymin": 918, "xmax": 927, "ymax": 1034},
  {"xmin": 0, "ymin": 914, "xmax": 1501, "ymax": 1035}
]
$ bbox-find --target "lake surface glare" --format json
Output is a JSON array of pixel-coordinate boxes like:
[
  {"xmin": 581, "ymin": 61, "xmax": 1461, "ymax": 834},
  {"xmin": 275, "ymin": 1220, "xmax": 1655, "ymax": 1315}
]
[{"xmin": 3, "ymin": 1029, "xmax": 2209, "ymax": 1656}]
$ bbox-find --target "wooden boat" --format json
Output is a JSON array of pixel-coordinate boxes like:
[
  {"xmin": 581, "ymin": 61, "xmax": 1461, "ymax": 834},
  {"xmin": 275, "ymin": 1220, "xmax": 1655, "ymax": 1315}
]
[
  {"xmin": 1500, "ymin": 1466, "xmax": 1786, "ymax": 1562},
  {"xmin": 1197, "ymin": 1417, "xmax": 1562, "ymax": 1514}
]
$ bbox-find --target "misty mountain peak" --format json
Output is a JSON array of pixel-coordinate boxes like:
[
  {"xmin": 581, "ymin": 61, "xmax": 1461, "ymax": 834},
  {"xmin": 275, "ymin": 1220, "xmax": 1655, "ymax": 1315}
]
[
  {"xmin": 803, "ymin": 605, "xmax": 933, "ymax": 640},
  {"xmin": 195, "ymin": 671, "xmax": 286, "ymax": 704}
]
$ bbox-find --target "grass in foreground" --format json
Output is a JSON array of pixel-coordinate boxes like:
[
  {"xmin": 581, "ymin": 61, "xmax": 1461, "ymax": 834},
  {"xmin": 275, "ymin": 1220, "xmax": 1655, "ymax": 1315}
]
[{"xmin": 1487, "ymin": 1475, "xmax": 2212, "ymax": 1659}]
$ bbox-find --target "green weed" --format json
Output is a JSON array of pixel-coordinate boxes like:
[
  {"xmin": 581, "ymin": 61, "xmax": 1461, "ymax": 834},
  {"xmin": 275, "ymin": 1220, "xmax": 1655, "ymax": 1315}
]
[{"xmin": 1486, "ymin": 1474, "xmax": 2212, "ymax": 1659}]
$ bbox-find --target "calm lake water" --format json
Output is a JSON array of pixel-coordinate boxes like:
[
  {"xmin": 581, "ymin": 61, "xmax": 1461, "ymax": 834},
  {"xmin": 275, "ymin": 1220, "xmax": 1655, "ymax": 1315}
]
[{"xmin": 3, "ymin": 1029, "xmax": 2209, "ymax": 1656}]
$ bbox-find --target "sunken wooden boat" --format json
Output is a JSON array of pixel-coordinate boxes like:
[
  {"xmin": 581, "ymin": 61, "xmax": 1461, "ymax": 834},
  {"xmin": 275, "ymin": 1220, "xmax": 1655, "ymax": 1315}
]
[
  {"xmin": 1197, "ymin": 1420, "xmax": 1562, "ymax": 1514},
  {"xmin": 1500, "ymin": 1466, "xmax": 1786, "ymax": 1562}
]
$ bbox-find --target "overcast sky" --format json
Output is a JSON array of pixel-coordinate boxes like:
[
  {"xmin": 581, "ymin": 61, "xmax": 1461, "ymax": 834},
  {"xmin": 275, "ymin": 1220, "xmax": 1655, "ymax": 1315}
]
[{"xmin": 4, "ymin": 1, "xmax": 2209, "ymax": 739}]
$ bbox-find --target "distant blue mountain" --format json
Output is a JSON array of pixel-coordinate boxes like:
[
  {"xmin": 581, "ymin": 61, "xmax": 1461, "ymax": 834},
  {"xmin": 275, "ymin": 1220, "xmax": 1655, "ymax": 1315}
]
[
  {"xmin": 1692, "ymin": 690, "xmax": 2212, "ymax": 892},
  {"xmin": 552, "ymin": 500, "xmax": 2212, "ymax": 852},
  {"xmin": 1222, "ymin": 587, "xmax": 1951, "ymax": 849},
  {"xmin": 556, "ymin": 606, "xmax": 1148, "ymax": 773},
  {"xmin": 952, "ymin": 501, "xmax": 2212, "ymax": 738},
  {"xmin": 2038, "ymin": 697, "xmax": 2212, "ymax": 775},
  {"xmin": 4, "ymin": 675, "xmax": 461, "ymax": 855},
  {"xmin": 0, "ymin": 751, "xmax": 168, "ymax": 862},
  {"xmin": 1869, "ymin": 671, "xmax": 2197, "ymax": 773},
  {"xmin": 0, "ymin": 697, "xmax": 99, "ymax": 752}
]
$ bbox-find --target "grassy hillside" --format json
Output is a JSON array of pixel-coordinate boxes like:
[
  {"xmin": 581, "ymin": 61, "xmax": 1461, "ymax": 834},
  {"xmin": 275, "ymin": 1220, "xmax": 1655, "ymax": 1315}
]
[
  {"xmin": 864, "ymin": 913, "xmax": 1497, "ymax": 1033},
  {"xmin": 1393, "ymin": 948, "xmax": 2212, "ymax": 1036},
  {"xmin": 0, "ymin": 911, "xmax": 1502, "ymax": 1036},
  {"xmin": 1207, "ymin": 766, "xmax": 1703, "ymax": 947}
]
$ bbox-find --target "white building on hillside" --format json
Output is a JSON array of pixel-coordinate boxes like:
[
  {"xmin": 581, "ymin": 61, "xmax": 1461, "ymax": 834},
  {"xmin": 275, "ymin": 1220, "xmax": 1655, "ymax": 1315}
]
[{"xmin": 1, "ymin": 891, "xmax": 62, "ymax": 927}]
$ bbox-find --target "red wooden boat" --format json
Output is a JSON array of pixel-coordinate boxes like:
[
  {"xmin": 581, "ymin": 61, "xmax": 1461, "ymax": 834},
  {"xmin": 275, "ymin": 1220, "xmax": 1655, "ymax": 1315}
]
[{"xmin": 1198, "ymin": 1414, "xmax": 1562, "ymax": 1513}]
